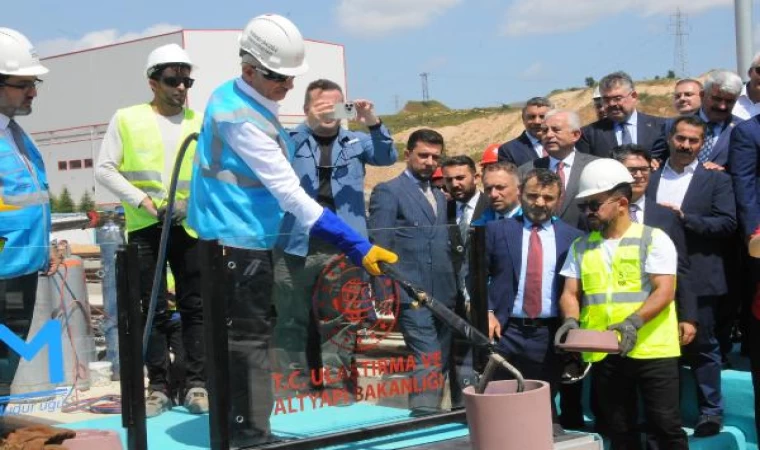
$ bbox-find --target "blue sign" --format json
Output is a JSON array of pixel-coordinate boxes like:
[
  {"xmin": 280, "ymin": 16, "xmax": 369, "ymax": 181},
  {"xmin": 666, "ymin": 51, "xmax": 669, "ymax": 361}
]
[{"xmin": 0, "ymin": 319, "xmax": 64, "ymax": 384}]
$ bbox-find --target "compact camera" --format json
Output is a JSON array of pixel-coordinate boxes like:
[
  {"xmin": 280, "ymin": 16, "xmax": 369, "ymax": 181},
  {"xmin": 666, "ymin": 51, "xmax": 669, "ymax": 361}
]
[{"xmin": 332, "ymin": 102, "xmax": 357, "ymax": 120}]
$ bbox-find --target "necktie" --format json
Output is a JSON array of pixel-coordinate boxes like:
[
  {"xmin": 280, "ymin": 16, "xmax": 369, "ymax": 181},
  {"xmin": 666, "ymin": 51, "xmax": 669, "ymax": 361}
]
[
  {"xmin": 620, "ymin": 122, "xmax": 633, "ymax": 145},
  {"xmin": 523, "ymin": 224, "xmax": 543, "ymax": 318},
  {"xmin": 698, "ymin": 123, "xmax": 716, "ymax": 163},
  {"xmin": 8, "ymin": 120, "xmax": 28, "ymax": 156},
  {"xmin": 629, "ymin": 204, "xmax": 639, "ymax": 223},
  {"xmin": 458, "ymin": 203, "xmax": 470, "ymax": 240},
  {"xmin": 556, "ymin": 161, "xmax": 566, "ymax": 210},
  {"xmin": 420, "ymin": 181, "xmax": 437, "ymax": 216}
]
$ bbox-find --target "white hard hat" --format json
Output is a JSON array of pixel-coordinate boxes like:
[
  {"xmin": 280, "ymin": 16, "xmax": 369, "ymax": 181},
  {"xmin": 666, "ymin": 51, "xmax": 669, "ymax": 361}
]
[
  {"xmin": 145, "ymin": 44, "xmax": 193, "ymax": 78},
  {"xmin": 0, "ymin": 28, "xmax": 48, "ymax": 77},
  {"xmin": 576, "ymin": 159, "xmax": 634, "ymax": 199},
  {"xmin": 239, "ymin": 14, "xmax": 309, "ymax": 77},
  {"xmin": 593, "ymin": 86, "xmax": 601, "ymax": 99}
]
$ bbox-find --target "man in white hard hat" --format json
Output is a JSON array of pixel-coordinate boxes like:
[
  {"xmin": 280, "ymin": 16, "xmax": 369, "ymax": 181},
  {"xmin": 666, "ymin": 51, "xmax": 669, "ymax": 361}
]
[
  {"xmin": 187, "ymin": 14, "xmax": 397, "ymax": 445},
  {"xmin": 95, "ymin": 43, "xmax": 206, "ymax": 417},
  {"xmin": 592, "ymin": 86, "xmax": 606, "ymax": 121},
  {"xmin": 0, "ymin": 28, "xmax": 53, "ymax": 405},
  {"xmin": 555, "ymin": 159, "xmax": 687, "ymax": 449}
]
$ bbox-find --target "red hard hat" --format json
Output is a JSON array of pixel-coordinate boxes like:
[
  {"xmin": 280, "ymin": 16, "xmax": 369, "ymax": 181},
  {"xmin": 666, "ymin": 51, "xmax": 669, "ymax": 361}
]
[
  {"xmin": 480, "ymin": 143, "xmax": 500, "ymax": 166},
  {"xmin": 432, "ymin": 167, "xmax": 443, "ymax": 180}
]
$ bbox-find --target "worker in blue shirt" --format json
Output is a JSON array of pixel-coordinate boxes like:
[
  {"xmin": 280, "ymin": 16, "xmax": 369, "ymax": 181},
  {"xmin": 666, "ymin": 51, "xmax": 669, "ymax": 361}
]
[
  {"xmin": 187, "ymin": 14, "xmax": 397, "ymax": 447},
  {"xmin": 0, "ymin": 28, "xmax": 54, "ymax": 403}
]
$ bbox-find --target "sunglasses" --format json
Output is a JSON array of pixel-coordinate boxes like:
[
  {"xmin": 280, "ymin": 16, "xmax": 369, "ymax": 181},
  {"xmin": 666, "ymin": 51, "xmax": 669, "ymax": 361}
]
[
  {"xmin": 254, "ymin": 66, "xmax": 293, "ymax": 83},
  {"xmin": 161, "ymin": 76, "xmax": 194, "ymax": 88},
  {"xmin": 1, "ymin": 78, "xmax": 43, "ymax": 91},
  {"xmin": 577, "ymin": 198, "xmax": 618, "ymax": 213}
]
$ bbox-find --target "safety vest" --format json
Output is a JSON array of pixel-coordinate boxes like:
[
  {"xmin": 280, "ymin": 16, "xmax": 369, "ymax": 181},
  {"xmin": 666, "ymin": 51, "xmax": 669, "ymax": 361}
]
[
  {"xmin": 574, "ymin": 223, "xmax": 680, "ymax": 362},
  {"xmin": 116, "ymin": 104, "xmax": 201, "ymax": 234},
  {"xmin": 187, "ymin": 80, "xmax": 295, "ymax": 250},
  {"xmin": 0, "ymin": 129, "xmax": 51, "ymax": 278}
]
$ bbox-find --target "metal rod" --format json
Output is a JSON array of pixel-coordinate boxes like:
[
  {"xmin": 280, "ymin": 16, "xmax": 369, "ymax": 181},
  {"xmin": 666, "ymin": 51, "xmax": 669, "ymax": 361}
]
[
  {"xmin": 116, "ymin": 243, "xmax": 147, "ymax": 450},
  {"xmin": 199, "ymin": 240, "xmax": 230, "ymax": 450},
  {"xmin": 735, "ymin": 0, "xmax": 754, "ymax": 80},
  {"xmin": 251, "ymin": 410, "xmax": 467, "ymax": 450},
  {"xmin": 469, "ymin": 225, "xmax": 489, "ymax": 373}
]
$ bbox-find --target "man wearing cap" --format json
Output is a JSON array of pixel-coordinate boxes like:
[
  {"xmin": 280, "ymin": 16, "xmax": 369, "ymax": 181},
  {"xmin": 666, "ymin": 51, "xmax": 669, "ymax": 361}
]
[
  {"xmin": 555, "ymin": 159, "xmax": 687, "ymax": 449},
  {"xmin": 592, "ymin": 86, "xmax": 606, "ymax": 121},
  {"xmin": 498, "ymin": 97, "xmax": 552, "ymax": 167},
  {"xmin": 479, "ymin": 143, "xmax": 500, "ymax": 168},
  {"xmin": 95, "ymin": 43, "xmax": 206, "ymax": 417},
  {"xmin": 0, "ymin": 28, "xmax": 53, "ymax": 405},
  {"xmin": 187, "ymin": 14, "xmax": 397, "ymax": 445}
]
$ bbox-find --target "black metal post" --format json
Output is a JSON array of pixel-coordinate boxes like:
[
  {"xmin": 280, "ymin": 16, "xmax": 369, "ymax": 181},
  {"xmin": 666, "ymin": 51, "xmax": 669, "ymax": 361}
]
[
  {"xmin": 116, "ymin": 243, "xmax": 147, "ymax": 450},
  {"xmin": 468, "ymin": 225, "xmax": 489, "ymax": 373},
  {"xmin": 199, "ymin": 240, "xmax": 230, "ymax": 450}
]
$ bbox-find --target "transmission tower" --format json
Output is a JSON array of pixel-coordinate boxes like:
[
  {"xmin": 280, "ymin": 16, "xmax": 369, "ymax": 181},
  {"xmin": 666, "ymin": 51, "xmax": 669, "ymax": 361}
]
[
  {"xmin": 420, "ymin": 73, "xmax": 430, "ymax": 102},
  {"xmin": 669, "ymin": 8, "xmax": 690, "ymax": 78}
]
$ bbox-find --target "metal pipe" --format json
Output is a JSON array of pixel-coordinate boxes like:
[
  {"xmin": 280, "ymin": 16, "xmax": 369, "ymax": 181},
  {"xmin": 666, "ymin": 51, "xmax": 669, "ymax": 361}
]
[{"xmin": 735, "ymin": 0, "xmax": 754, "ymax": 81}]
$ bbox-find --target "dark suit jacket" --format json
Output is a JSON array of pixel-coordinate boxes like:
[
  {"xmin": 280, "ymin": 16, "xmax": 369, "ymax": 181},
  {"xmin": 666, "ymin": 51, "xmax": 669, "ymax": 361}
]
[
  {"xmin": 518, "ymin": 151, "xmax": 598, "ymax": 230},
  {"xmin": 642, "ymin": 199, "xmax": 697, "ymax": 323},
  {"xmin": 485, "ymin": 216, "xmax": 583, "ymax": 330},
  {"xmin": 368, "ymin": 173, "xmax": 458, "ymax": 306},
  {"xmin": 577, "ymin": 111, "xmax": 667, "ymax": 160},
  {"xmin": 448, "ymin": 193, "xmax": 489, "ymax": 277},
  {"xmin": 498, "ymin": 131, "xmax": 540, "ymax": 167},
  {"xmin": 648, "ymin": 165, "xmax": 737, "ymax": 296},
  {"xmin": 728, "ymin": 116, "xmax": 760, "ymax": 238},
  {"xmin": 664, "ymin": 113, "xmax": 742, "ymax": 167}
]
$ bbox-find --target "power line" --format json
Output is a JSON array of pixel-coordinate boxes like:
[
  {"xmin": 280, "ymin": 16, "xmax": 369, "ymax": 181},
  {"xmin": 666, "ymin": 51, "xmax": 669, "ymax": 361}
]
[
  {"xmin": 420, "ymin": 72, "xmax": 430, "ymax": 102},
  {"xmin": 669, "ymin": 7, "xmax": 690, "ymax": 78}
]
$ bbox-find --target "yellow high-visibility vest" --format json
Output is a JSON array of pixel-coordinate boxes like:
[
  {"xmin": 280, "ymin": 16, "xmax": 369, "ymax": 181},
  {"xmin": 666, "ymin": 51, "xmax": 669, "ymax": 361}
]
[
  {"xmin": 117, "ymin": 104, "xmax": 200, "ymax": 235},
  {"xmin": 574, "ymin": 223, "xmax": 680, "ymax": 362}
]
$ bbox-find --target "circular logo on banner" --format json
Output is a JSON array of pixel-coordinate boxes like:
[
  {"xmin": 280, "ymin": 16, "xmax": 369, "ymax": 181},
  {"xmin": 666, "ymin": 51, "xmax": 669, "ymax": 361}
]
[{"xmin": 312, "ymin": 254, "xmax": 400, "ymax": 352}]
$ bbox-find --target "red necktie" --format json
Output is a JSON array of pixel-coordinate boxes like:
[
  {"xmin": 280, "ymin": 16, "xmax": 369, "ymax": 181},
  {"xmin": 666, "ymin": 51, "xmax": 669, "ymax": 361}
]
[
  {"xmin": 523, "ymin": 224, "xmax": 543, "ymax": 318},
  {"xmin": 556, "ymin": 161, "xmax": 566, "ymax": 210}
]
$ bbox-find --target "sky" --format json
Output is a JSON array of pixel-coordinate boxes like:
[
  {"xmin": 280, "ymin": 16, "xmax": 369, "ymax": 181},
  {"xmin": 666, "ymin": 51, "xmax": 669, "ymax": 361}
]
[{"xmin": 5, "ymin": 0, "xmax": 756, "ymax": 114}]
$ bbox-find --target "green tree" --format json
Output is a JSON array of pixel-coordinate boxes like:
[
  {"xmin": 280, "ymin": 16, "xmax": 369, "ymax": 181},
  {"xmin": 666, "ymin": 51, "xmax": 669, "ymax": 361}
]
[
  {"xmin": 78, "ymin": 190, "xmax": 95, "ymax": 212},
  {"xmin": 48, "ymin": 192, "xmax": 59, "ymax": 212},
  {"xmin": 584, "ymin": 76, "xmax": 596, "ymax": 87},
  {"xmin": 56, "ymin": 187, "xmax": 75, "ymax": 213},
  {"xmin": 666, "ymin": 70, "xmax": 676, "ymax": 79}
]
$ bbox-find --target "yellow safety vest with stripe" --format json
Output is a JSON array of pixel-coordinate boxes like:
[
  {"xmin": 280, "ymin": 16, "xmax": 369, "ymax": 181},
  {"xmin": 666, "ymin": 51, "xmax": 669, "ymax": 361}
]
[
  {"xmin": 574, "ymin": 223, "xmax": 680, "ymax": 362},
  {"xmin": 116, "ymin": 104, "xmax": 201, "ymax": 235}
]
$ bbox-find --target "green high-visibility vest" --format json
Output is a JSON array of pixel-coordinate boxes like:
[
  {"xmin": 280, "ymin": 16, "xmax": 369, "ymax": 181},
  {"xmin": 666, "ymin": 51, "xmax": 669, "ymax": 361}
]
[
  {"xmin": 117, "ymin": 104, "xmax": 201, "ymax": 235},
  {"xmin": 574, "ymin": 223, "xmax": 680, "ymax": 362}
]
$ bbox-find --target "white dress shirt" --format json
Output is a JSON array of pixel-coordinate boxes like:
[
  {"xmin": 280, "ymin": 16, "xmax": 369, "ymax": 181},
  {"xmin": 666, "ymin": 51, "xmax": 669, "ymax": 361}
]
[
  {"xmin": 0, "ymin": 113, "xmax": 19, "ymax": 155},
  {"xmin": 526, "ymin": 132, "xmax": 544, "ymax": 158},
  {"xmin": 511, "ymin": 219, "xmax": 558, "ymax": 318},
  {"xmin": 615, "ymin": 109, "xmax": 638, "ymax": 145},
  {"xmin": 733, "ymin": 84, "xmax": 760, "ymax": 120},
  {"xmin": 549, "ymin": 150, "xmax": 576, "ymax": 190},
  {"xmin": 657, "ymin": 159, "xmax": 697, "ymax": 209}
]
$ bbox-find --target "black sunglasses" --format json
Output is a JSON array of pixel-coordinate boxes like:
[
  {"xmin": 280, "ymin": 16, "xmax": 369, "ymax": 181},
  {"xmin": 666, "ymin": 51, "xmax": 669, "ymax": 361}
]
[
  {"xmin": 1, "ymin": 78, "xmax": 43, "ymax": 90},
  {"xmin": 577, "ymin": 198, "xmax": 617, "ymax": 213},
  {"xmin": 254, "ymin": 66, "xmax": 293, "ymax": 83},
  {"xmin": 161, "ymin": 76, "xmax": 194, "ymax": 88}
]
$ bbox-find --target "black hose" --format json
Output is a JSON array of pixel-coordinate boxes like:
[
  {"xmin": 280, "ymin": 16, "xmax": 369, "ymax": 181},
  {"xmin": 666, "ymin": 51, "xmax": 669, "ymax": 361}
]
[
  {"xmin": 377, "ymin": 262, "xmax": 525, "ymax": 393},
  {"xmin": 142, "ymin": 132, "xmax": 199, "ymax": 358}
]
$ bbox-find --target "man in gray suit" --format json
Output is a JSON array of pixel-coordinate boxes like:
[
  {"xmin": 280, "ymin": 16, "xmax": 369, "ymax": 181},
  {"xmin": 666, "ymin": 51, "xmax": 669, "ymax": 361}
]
[
  {"xmin": 519, "ymin": 109, "xmax": 598, "ymax": 230},
  {"xmin": 369, "ymin": 129, "xmax": 458, "ymax": 415}
]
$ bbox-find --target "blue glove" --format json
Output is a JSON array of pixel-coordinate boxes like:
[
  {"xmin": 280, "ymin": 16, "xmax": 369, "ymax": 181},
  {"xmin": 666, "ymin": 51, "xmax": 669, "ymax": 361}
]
[{"xmin": 310, "ymin": 209, "xmax": 397, "ymax": 275}]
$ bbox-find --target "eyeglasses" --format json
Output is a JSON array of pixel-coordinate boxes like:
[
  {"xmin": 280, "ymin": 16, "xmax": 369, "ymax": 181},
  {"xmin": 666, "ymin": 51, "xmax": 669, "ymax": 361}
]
[
  {"xmin": 161, "ymin": 76, "xmax": 194, "ymax": 88},
  {"xmin": 254, "ymin": 66, "xmax": 293, "ymax": 83},
  {"xmin": 673, "ymin": 92, "xmax": 696, "ymax": 99},
  {"xmin": 626, "ymin": 166, "xmax": 651, "ymax": 175},
  {"xmin": 577, "ymin": 198, "xmax": 618, "ymax": 213},
  {"xmin": 753, "ymin": 67, "xmax": 760, "ymax": 76},
  {"xmin": 601, "ymin": 91, "xmax": 633, "ymax": 105},
  {"xmin": 1, "ymin": 78, "xmax": 43, "ymax": 91}
]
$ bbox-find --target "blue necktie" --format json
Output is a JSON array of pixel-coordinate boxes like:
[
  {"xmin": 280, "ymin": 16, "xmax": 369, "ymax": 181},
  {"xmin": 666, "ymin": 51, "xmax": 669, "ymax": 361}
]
[
  {"xmin": 698, "ymin": 123, "xmax": 716, "ymax": 163},
  {"xmin": 620, "ymin": 122, "xmax": 633, "ymax": 145}
]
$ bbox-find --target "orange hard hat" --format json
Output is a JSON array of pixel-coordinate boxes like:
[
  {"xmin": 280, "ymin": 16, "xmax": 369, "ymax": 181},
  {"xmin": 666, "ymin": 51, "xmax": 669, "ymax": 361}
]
[
  {"xmin": 480, "ymin": 143, "xmax": 500, "ymax": 166},
  {"xmin": 432, "ymin": 167, "xmax": 443, "ymax": 180}
]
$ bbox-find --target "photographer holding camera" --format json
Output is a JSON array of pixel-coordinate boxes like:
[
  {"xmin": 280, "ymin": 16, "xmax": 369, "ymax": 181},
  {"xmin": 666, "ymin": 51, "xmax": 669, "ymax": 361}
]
[{"xmin": 273, "ymin": 78, "xmax": 397, "ymax": 388}]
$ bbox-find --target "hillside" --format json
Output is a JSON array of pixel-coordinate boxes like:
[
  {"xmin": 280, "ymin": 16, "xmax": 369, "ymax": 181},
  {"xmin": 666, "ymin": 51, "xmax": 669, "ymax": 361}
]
[{"xmin": 364, "ymin": 78, "xmax": 683, "ymax": 193}]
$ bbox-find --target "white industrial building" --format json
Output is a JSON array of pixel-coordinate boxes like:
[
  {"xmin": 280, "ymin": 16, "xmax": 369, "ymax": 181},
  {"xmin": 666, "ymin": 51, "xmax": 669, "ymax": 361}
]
[{"xmin": 18, "ymin": 29, "xmax": 347, "ymax": 207}]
